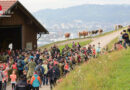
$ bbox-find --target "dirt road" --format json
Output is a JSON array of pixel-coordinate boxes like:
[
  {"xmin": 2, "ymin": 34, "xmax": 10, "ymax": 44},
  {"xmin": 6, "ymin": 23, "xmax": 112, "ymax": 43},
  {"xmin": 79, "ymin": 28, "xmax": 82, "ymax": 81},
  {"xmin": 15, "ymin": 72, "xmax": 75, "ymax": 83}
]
[{"xmin": 86, "ymin": 30, "xmax": 121, "ymax": 49}]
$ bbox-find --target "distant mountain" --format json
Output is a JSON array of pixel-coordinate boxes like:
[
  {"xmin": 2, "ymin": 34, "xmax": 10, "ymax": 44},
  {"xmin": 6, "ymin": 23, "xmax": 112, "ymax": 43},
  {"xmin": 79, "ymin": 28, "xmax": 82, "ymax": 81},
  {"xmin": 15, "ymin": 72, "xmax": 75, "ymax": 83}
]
[
  {"xmin": 34, "ymin": 4, "xmax": 130, "ymax": 46},
  {"xmin": 34, "ymin": 4, "xmax": 130, "ymax": 26}
]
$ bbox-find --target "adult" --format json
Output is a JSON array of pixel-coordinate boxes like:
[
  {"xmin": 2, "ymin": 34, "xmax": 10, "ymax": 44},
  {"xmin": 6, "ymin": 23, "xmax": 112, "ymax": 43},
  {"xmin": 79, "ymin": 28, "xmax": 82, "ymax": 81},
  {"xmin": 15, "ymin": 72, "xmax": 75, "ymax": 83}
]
[
  {"xmin": 122, "ymin": 30, "xmax": 130, "ymax": 48},
  {"xmin": 119, "ymin": 32, "xmax": 123, "ymax": 45},
  {"xmin": 17, "ymin": 57, "xmax": 24, "ymax": 77},
  {"xmin": 42, "ymin": 61, "xmax": 48, "ymax": 85},
  {"xmin": 27, "ymin": 58, "xmax": 36, "ymax": 80},
  {"xmin": 47, "ymin": 65, "xmax": 55, "ymax": 90},
  {"xmin": 53, "ymin": 64, "xmax": 60, "ymax": 86},
  {"xmin": 127, "ymin": 25, "xmax": 130, "ymax": 33},
  {"xmin": 35, "ymin": 63, "xmax": 44, "ymax": 82}
]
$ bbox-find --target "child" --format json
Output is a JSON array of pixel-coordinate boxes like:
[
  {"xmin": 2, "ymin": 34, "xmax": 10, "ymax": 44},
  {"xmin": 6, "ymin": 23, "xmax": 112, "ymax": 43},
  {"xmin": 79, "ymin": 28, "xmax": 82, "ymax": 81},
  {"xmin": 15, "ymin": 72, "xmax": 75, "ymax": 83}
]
[
  {"xmin": 2, "ymin": 66, "xmax": 9, "ymax": 90},
  {"xmin": 10, "ymin": 70, "xmax": 17, "ymax": 90},
  {"xmin": 12, "ymin": 62, "xmax": 17, "ymax": 70}
]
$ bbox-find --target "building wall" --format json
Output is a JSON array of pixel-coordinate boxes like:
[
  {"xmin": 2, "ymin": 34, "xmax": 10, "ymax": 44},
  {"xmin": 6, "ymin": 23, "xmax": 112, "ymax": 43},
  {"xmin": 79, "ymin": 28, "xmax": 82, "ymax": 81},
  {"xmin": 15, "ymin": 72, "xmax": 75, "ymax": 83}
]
[{"xmin": 0, "ymin": 8, "xmax": 38, "ymax": 50}]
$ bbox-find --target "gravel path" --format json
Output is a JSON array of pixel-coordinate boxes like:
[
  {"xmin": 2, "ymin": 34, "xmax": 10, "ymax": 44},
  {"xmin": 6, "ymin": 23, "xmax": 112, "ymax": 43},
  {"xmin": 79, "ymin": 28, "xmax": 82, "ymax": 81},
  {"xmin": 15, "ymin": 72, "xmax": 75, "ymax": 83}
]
[{"xmin": 86, "ymin": 30, "xmax": 121, "ymax": 49}]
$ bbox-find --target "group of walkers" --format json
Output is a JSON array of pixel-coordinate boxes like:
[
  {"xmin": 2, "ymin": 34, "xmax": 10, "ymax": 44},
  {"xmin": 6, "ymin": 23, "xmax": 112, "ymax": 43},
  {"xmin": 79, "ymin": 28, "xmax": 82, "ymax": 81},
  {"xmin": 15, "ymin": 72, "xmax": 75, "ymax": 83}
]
[
  {"xmin": 0, "ymin": 42, "xmax": 101, "ymax": 90},
  {"xmin": 114, "ymin": 29, "xmax": 130, "ymax": 51},
  {"xmin": 0, "ymin": 28, "xmax": 130, "ymax": 90}
]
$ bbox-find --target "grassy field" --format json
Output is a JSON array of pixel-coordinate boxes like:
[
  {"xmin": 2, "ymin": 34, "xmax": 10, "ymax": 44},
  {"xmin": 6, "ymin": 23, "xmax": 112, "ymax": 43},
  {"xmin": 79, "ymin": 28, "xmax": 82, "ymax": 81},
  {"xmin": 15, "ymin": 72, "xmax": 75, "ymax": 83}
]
[
  {"xmin": 54, "ymin": 48, "xmax": 130, "ymax": 90},
  {"xmin": 106, "ymin": 27, "xmax": 130, "ymax": 50},
  {"xmin": 107, "ymin": 37, "xmax": 119, "ymax": 50},
  {"xmin": 39, "ymin": 38, "xmax": 90, "ymax": 49},
  {"xmin": 59, "ymin": 39, "xmax": 92, "ymax": 51}
]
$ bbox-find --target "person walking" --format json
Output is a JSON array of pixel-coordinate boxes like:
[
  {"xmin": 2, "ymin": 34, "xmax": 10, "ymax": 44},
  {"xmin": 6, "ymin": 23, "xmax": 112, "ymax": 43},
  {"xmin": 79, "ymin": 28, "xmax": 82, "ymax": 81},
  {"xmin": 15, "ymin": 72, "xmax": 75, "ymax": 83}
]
[
  {"xmin": 119, "ymin": 32, "xmax": 123, "ymax": 45},
  {"xmin": 0, "ymin": 67, "xmax": 3, "ymax": 90},
  {"xmin": 122, "ymin": 30, "xmax": 130, "ymax": 48},
  {"xmin": 27, "ymin": 58, "xmax": 36, "ymax": 80},
  {"xmin": 10, "ymin": 70, "xmax": 17, "ymax": 90},
  {"xmin": 35, "ymin": 63, "xmax": 44, "ymax": 81},
  {"xmin": 53, "ymin": 64, "xmax": 60, "ymax": 86},
  {"xmin": 42, "ymin": 61, "xmax": 48, "ymax": 85},
  {"xmin": 17, "ymin": 58, "xmax": 24, "ymax": 77},
  {"xmin": 30, "ymin": 71, "xmax": 42, "ymax": 90},
  {"xmin": 47, "ymin": 65, "xmax": 55, "ymax": 90},
  {"xmin": 2, "ymin": 67, "xmax": 8, "ymax": 90}
]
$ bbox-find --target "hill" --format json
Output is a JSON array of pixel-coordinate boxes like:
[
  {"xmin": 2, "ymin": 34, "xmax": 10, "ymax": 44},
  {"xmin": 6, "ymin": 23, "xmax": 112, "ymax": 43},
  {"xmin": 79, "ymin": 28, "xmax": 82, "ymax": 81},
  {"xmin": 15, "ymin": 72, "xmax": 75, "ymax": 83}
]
[{"xmin": 54, "ymin": 48, "xmax": 130, "ymax": 90}]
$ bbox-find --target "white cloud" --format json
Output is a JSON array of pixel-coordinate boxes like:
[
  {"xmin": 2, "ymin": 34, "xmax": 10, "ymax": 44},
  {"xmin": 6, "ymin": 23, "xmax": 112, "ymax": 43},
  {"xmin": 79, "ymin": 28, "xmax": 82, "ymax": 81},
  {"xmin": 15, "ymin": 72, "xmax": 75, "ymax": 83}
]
[{"xmin": 19, "ymin": 0, "xmax": 130, "ymax": 12}]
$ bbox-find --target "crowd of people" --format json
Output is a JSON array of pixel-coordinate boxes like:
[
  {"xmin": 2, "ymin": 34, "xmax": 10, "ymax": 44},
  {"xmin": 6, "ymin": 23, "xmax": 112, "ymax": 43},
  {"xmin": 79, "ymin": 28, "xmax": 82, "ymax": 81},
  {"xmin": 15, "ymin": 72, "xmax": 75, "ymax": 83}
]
[
  {"xmin": 113, "ymin": 29, "xmax": 130, "ymax": 51},
  {"xmin": 0, "ymin": 29, "xmax": 129, "ymax": 90}
]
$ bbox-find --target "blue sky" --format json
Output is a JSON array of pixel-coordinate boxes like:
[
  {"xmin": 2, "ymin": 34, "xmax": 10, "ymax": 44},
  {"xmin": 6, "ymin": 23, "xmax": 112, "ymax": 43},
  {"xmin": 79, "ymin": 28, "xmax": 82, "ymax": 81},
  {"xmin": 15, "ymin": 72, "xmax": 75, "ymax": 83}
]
[{"xmin": 19, "ymin": 0, "xmax": 130, "ymax": 12}]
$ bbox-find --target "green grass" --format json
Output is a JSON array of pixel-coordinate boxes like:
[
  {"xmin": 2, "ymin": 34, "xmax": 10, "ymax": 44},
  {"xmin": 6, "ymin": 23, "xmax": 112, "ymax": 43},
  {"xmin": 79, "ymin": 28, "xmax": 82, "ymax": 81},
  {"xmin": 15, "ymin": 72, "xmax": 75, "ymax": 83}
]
[
  {"xmin": 106, "ymin": 26, "xmax": 130, "ymax": 50},
  {"xmin": 107, "ymin": 37, "xmax": 119, "ymax": 50},
  {"xmin": 59, "ymin": 39, "xmax": 92, "ymax": 51},
  {"xmin": 38, "ymin": 38, "xmax": 90, "ymax": 50},
  {"xmin": 39, "ymin": 26, "xmax": 128, "ymax": 50},
  {"xmin": 54, "ymin": 48, "xmax": 130, "ymax": 90}
]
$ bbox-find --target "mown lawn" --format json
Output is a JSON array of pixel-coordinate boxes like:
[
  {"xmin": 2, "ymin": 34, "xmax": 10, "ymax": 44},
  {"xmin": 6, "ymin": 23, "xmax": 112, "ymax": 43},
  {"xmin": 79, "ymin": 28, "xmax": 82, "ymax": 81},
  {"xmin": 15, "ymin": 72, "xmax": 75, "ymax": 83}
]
[{"xmin": 54, "ymin": 48, "xmax": 130, "ymax": 90}]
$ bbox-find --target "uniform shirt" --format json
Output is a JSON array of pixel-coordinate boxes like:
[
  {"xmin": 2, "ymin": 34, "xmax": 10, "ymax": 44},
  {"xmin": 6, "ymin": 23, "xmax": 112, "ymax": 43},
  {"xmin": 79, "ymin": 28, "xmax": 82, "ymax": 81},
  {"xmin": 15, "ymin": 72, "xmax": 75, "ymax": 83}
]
[{"xmin": 10, "ymin": 74, "xmax": 17, "ymax": 83}]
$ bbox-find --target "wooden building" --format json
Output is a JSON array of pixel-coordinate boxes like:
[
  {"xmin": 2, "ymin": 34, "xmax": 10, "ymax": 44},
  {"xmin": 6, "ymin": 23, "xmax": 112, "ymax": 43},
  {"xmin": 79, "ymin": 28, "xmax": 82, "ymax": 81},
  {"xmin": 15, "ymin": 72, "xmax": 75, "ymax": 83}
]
[{"xmin": 0, "ymin": 0, "xmax": 48, "ymax": 50}]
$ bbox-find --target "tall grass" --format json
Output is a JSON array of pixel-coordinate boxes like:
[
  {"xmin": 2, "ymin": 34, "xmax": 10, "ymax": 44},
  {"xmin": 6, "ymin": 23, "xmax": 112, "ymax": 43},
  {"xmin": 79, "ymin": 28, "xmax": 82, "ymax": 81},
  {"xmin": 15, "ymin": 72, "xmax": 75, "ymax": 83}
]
[{"xmin": 54, "ymin": 48, "xmax": 130, "ymax": 90}]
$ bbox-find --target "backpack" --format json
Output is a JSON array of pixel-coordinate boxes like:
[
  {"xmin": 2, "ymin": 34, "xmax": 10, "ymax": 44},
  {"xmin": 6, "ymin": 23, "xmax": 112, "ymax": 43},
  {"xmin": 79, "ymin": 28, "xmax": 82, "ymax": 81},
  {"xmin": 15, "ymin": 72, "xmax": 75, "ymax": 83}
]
[
  {"xmin": 17, "ymin": 60, "xmax": 22, "ymax": 67},
  {"xmin": 32, "ymin": 75, "xmax": 40, "ymax": 87}
]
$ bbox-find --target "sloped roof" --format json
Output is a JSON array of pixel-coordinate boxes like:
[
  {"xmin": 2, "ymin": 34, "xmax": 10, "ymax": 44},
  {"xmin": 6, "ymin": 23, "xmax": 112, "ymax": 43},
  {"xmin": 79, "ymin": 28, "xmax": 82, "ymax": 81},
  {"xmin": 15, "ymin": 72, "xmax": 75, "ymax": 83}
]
[
  {"xmin": 0, "ymin": 0, "xmax": 49, "ymax": 34},
  {"xmin": 0, "ymin": 0, "xmax": 16, "ymax": 13}
]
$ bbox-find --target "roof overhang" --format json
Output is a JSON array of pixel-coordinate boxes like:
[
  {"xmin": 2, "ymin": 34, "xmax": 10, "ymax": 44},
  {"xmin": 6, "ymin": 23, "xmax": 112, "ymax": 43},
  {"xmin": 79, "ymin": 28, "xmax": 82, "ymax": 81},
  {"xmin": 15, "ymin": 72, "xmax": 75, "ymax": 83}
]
[{"xmin": 0, "ymin": 0, "xmax": 49, "ymax": 34}]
